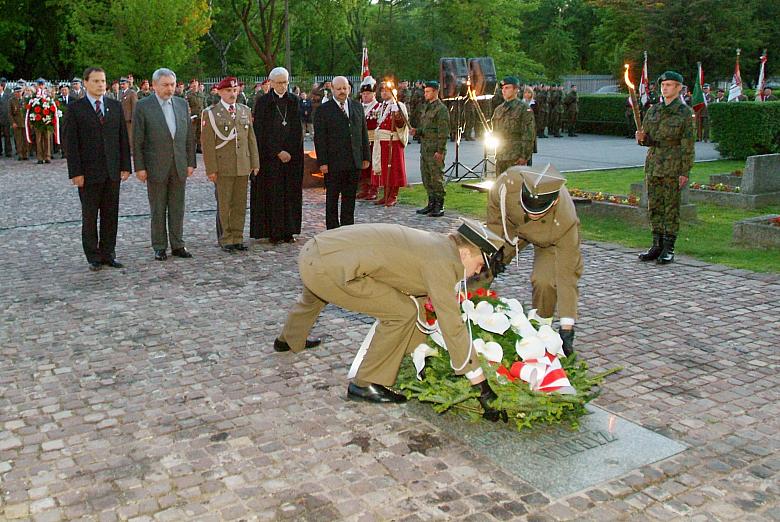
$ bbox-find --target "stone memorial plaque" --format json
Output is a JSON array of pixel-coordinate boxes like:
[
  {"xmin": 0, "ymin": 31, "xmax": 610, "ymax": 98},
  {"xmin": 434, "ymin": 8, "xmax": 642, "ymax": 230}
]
[{"xmin": 407, "ymin": 403, "xmax": 687, "ymax": 497}]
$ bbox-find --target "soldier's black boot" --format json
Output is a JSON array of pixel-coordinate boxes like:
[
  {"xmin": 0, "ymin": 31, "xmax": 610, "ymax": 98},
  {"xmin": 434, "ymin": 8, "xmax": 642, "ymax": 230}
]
[
  {"xmin": 428, "ymin": 197, "xmax": 444, "ymax": 217},
  {"xmin": 638, "ymin": 232, "xmax": 663, "ymax": 262},
  {"xmin": 416, "ymin": 196, "xmax": 433, "ymax": 215},
  {"xmin": 657, "ymin": 234, "xmax": 676, "ymax": 265},
  {"xmin": 559, "ymin": 327, "xmax": 575, "ymax": 357}
]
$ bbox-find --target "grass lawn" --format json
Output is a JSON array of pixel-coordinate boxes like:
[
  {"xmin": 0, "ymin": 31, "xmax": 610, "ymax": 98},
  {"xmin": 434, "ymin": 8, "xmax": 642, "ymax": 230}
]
[{"xmin": 397, "ymin": 159, "xmax": 780, "ymax": 273}]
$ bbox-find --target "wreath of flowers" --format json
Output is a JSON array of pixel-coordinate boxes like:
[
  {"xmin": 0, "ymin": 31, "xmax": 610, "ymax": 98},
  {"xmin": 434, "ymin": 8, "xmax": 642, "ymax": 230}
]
[
  {"xmin": 396, "ymin": 290, "xmax": 619, "ymax": 431},
  {"xmin": 25, "ymin": 94, "xmax": 62, "ymax": 145}
]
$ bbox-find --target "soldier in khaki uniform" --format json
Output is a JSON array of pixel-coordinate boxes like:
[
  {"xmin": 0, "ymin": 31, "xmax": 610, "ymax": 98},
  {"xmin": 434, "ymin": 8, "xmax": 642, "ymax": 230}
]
[
  {"xmin": 8, "ymin": 87, "xmax": 29, "ymax": 160},
  {"xmin": 32, "ymin": 79, "xmax": 52, "ymax": 164},
  {"xmin": 201, "ymin": 76, "xmax": 259, "ymax": 251},
  {"xmin": 185, "ymin": 79, "xmax": 205, "ymax": 153},
  {"xmin": 411, "ymin": 80, "xmax": 449, "ymax": 217},
  {"xmin": 492, "ymin": 76, "xmax": 535, "ymax": 176},
  {"xmin": 485, "ymin": 164, "xmax": 583, "ymax": 356},
  {"xmin": 636, "ymin": 70, "xmax": 694, "ymax": 265},
  {"xmin": 274, "ymin": 219, "xmax": 509, "ymax": 421},
  {"xmin": 119, "ymin": 78, "xmax": 137, "ymax": 145}
]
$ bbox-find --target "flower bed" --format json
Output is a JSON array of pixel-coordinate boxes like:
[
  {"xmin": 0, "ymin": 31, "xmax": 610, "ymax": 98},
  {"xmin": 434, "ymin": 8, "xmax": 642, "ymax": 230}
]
[
  {"xmin": 568, "ymin": 188, "xmax": 639, "ymax": 207},
  {"xmin": 396, "ymin": 290, "xmax": 619, "ymax": 431},
  {"xmin": 689, "ymin": 182, "xmax": 741, "ymax": 193}
]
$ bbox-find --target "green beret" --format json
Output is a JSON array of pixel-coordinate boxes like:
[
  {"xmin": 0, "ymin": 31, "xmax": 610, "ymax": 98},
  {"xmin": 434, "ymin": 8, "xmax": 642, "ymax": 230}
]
[
  {"xmin": 501, "ymin": 76, "xmax": 520, "ymax": 87},
  {"xmin": 658, "ymin": 71, "xmax": 684, "ymax": 84},
  {"xmin": 424, "ymin": 80, "xmax": 439, "ymax": 89}
]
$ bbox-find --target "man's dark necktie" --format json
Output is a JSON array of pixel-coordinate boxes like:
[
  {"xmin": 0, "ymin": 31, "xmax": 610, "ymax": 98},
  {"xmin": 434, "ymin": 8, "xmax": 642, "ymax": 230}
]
[{"xmin": 95, "ymin": 99, "xmax": 105, "ymax": 124}]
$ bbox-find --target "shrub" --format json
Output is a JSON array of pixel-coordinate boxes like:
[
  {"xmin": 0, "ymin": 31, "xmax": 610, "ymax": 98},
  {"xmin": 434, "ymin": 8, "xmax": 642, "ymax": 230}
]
[
  {"xmin": 575, "ymin": 94, "xmax": 631, "ymax": 136},
  {"xmin": 709, "ymin": 101, "xmax": 780, "ymax": 159}
]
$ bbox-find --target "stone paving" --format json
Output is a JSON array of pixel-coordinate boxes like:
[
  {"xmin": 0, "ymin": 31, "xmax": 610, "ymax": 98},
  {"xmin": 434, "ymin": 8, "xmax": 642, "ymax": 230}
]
[{"xmin": 0, "ymin": 156, "xmax": 778, "ymax": 522}]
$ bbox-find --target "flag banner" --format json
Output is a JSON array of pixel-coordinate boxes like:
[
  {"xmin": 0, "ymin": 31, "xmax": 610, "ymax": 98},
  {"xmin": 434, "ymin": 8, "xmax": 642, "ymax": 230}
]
[
  {"xmin": 692, "ymin": 62, "xmax": 706, "ymax": 112},
  {"xmin": 640, "ymin": 51, "xmax": 650, "ymax": 106},
  {"xmin": 361, "ymin": 48, "xmax": 370, "ymax": 79},
  {"xmin": 728, "ymin": 49, "xmax": 743, "ymax": 102},
  {"xmin": 756, "ymin": 50, "xmax": 768, "ymax": 101}
]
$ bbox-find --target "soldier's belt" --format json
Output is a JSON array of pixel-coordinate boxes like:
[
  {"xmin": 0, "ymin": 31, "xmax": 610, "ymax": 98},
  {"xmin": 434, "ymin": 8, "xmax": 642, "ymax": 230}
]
[
  {"xmin": 375, "ymin": 129, "xmax": 401, "ymax": 141},
  {"xmin": 367, "ymin": 129, "xmax": 375, "ymax": 142}
]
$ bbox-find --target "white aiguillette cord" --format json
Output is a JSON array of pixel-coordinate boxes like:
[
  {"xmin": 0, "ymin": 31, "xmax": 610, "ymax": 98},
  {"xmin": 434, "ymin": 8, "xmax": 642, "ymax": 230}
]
[{"xmin": 498, "ymin": 183, "xmax": 521, "ymax": 267}]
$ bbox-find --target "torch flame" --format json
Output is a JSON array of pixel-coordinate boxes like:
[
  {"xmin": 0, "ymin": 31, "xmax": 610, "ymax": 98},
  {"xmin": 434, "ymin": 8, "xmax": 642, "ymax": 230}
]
[
  {"xmin": 624, "ymin": 64, "xmax": 635, "ymax": 90},
  {"xmin": 392, "ymin": 88, "xmax": 398, "ymax": 97},
  {"xmin": 386, "ymin": 81, "xmax": 394, "ymax": 89}
]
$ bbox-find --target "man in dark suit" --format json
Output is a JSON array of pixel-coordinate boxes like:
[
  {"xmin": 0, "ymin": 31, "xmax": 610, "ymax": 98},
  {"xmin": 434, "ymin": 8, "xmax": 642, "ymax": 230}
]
[
  {"xmin": 64, "ymin": 67, "xmax": 131, "ymax": 272},
  {"xmin": 314, "ymin": 76, "xmax": 370, "ymax": 230},
  {"xmin": 133, "ymin": 68, "xmax": 196, "ymax": 261}
]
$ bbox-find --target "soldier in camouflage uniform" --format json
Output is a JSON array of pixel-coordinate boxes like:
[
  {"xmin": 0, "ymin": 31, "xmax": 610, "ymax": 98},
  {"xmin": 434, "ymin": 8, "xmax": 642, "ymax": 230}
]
[
  {"xmin": 636, "ymin": 71, "xmax": 694, "ymax": 265},
  {"xmin": 562, "ymin": 84, "xmax": 578, "ymax": 137},
  {"xmin": 492, "ymin": 76, "xmax": 535, "ymax": 176},
  {"xmin": 137, "ymin": 80, "xmax": 152, "ymax": 99},
  {"xmin": 547, "ymin": 85, "xmax": 563, "ymax": 137},
  {"xmin": 411, "ymin": 80, "xmax": 449, "ymax": 217},
  {"xmin": 186, "ymin": 79, "xmax": 205, "ymax": 153},
  {"xmin": 535, "ymin": 84, "xmax": 548, "ymax": 138},
  {"xmin": 408, "ymin": 81, "xmax": 424, "ymax": 128}
]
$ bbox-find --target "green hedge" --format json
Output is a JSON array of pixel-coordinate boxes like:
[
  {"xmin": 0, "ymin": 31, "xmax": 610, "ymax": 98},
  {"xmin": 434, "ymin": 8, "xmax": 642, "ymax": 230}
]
[
  {"xmin": 709, "ymin": 102, "xmax": 780, "ymax": 159},
  {"xmin": 576, "ymin": 94, "xmax": 631, "ymax": 136}
]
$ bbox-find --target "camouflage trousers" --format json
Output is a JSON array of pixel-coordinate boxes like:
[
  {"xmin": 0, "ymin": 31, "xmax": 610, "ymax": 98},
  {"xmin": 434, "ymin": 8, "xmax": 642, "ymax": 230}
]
[
  {"xmin": 647, "ymin": 175, "xmax": 681, "ymax": 235},
  {"xmin": 421, "ymin": 150, "xmax": 446, "ymax": 199},
  {"xmin": 548, "ymin": 111, "xmax": 562, "ymax": 136},
  {"xmin": 536, "ymin": 111, "xmax": 548, "ymax": 136}
]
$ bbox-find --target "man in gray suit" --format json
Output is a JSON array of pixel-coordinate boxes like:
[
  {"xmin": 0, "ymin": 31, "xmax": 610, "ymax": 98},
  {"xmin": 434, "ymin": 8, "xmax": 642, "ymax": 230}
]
[{"xmin": 132, "ymin": 68, "xmax": 196, "ymax": 261}]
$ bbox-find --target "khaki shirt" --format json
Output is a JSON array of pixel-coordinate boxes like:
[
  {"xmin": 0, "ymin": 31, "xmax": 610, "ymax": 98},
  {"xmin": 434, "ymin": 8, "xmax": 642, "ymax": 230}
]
[
  {"xmin": 313, "ymin": 224, "xmax": 481, "ymax": 376},
  {"xmin": 201, "ymin": 102, "xmax": 259, "ymax": 177}
]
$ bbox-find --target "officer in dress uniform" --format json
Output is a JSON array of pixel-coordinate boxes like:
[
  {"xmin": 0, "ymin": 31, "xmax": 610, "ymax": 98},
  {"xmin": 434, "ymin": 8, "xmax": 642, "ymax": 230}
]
[
  {"xmin": 357, "ymin": 76, "xmax": 381, "ymax": 200},
  {"xmin": 9, "ymin": 86, "xmax": 29, "ymax": 160},
  {"xmin": 635, "ymin": 71, "xmax": 694, "ymax": 265},
  {"xmin": 274, "ymin": 218, "xmax": 509, "ymax": 422},
  {"xmin": 485, "ymin": 164, "xmax": 582, "ymax": 356},
  {"xmin": 201, "ymin": 76, "xmax": 260, "ymax": 252}
]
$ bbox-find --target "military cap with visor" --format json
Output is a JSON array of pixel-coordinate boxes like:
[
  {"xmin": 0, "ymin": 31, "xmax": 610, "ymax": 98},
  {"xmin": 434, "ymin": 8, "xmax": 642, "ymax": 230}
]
[
  {"xmin": 513, "ymin": 163, "xmax": 567, "ymax": 216},
  {"xmin": 456, "ymin": 217, "xmax": 506, "ymax": 274}
]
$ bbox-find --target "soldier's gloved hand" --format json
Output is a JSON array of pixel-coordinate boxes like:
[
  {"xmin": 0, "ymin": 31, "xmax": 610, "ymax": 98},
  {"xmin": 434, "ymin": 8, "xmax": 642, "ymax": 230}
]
[
  {"xmin": 559, "ymin": 327, "xmax": 575, "ymax": 357},
  {"xmin": 474, "ymin": 380, "xmax": 508, "ymax": 423},
  {"xmin": 489, "ymin": 248, "xmax": 507, "ymax": 278}
]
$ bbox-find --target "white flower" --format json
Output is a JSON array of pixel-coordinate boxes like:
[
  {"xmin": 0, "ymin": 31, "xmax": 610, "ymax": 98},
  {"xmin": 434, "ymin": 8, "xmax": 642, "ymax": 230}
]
[
  {"xmin": 515, "ymin": 335, "xmax": 546, "ymax": 361},
  {"xmin": 430, "ymin": 329, "xmax": 447, "ymax": 350},
  {"xmin": 472, "ymin": 338, "xmax": 503, "ymax": 363},
  {"xmin": 528, "ymin": 309, "xmax": 553, "ymax": 326},
  {"xmin": 412, "ymin": 344, "xmax": 438, "ymax": 380},
  {"xmin": 462, "ymin": 300, "xmax": 510, "ymax": 334},
  {"xmin": 537, "ymin": 324, "xmax": 564, "ymax": 356}
]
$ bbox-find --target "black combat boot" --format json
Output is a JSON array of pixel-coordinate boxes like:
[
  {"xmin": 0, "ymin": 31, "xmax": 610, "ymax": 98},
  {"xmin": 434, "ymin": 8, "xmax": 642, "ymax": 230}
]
[
  {"xmin": 416, "ymin": 196, "xmax": 433, "ymax": 215},
  {"xmin": 428, "ymin": 197, "xmax": 444, "ymax": 217},
  {"xmin": 638, "ymin": 232, "xmax": 663, "ymax": 262},
  {"xmin": 559, "ymin": 327, "xmax": 575, "ymax": 357},
  {"xmin": 656, "ymin": 234, "xmax": 676, "ymax": 265}
]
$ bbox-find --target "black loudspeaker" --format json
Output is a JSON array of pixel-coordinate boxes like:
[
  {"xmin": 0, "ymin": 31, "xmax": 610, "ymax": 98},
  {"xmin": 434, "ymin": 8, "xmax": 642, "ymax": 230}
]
[
  {"xmin": 468, "ymin": 57, "xmax": 497, "ymax": 97},
  {"xmin": 439, "ymin": 57, "xmax": 469, "ymax": 99}
]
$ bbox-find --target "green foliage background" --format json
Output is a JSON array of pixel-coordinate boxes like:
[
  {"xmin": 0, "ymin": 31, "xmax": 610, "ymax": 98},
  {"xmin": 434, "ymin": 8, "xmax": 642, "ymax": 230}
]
[
  {"xmin": 709, "ymin": 102, "xmax": 780, "ymax": 159},
  {"xmin": 575, "ymin": 95, "xmax": 629, "ymax": 136},
  {"xmin": 1, "ymin": 0, "xmax": 777, "ymax": 87}
]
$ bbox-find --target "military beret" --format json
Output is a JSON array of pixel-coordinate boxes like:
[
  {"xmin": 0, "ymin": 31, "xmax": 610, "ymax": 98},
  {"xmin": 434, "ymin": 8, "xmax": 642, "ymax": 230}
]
[
  {"xmin": 501, "ymin": 76, "xmax": 520, "ymax": 87},
  {"xmin": 511, "ymin": 163, "xmax": 566, "ymax": 216},
  {"xmin": 260, "ymin": 79, "xmax": 270, "ymax": 86},
  {"xmin": 215, "ymin": 77, "xmax": 238, "ymax": 90},
  {"xmin": 658, "ymin": 71, "xmax": 684, "ymax": 84},
  {"xmin": 457, "ymin": 218, "xmax": 504, "ymax": 257},
  {"xmin": 424, "ymin": 80, "xmax": 439, "ymax": 89}
]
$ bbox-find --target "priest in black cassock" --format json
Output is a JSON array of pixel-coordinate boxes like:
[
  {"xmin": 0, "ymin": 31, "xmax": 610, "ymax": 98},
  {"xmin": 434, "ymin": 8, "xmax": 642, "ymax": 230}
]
[{"xmin": 250, "ymin": 67, "xmax": 304, "ymax": 244}]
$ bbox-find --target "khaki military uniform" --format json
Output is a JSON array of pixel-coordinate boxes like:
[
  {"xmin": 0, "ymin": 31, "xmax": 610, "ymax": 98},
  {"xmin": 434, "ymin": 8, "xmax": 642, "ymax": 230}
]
[
  {"xmin": 640, "ymin": 97, "xmax": 694, "ymax": 236},
  {"xmin": 486, "ymin": 168, "xmax": 583, "ymax": 320},
  {"xmin": 8, "ymin": 95, "xmax": 29, "ymax": 159},
  {"xmin": 201, "ymin": 102, "xmax": 260, "ymax": 245},
  {"xmin": 185, "ymin": 89, "xmax": 205, "ymax": 151},
  {"xmin": 279, "ymin": 224, "xmax": 482, "ymax": 386},
  {"xmin": 492, "ymin": 98, "xmax": 535, "ymax": 175},
  {"xmin": 416, "ymin": 99, "xmax": 450, "ymax": 199},
  {"xmin": 120, "ymin": 88, "xmax": 137, "ymax": 145}
]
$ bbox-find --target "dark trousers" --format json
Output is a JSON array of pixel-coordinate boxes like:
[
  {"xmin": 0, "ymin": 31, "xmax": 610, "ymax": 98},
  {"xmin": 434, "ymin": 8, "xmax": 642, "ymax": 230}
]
[
  {"xmin": 0, "ymin": 122, "xmax": 12, "ymax": 156},
  {"xmin": 148, "ymin": 166, "xmax": 186, "ymax": 251},
  {"xmin": 325, "ymin": 170, "xmax": 358, "ymax": 230},
  {"xmin": 78, "ymin": 178, "xmax": 121, "ymax": 263}
]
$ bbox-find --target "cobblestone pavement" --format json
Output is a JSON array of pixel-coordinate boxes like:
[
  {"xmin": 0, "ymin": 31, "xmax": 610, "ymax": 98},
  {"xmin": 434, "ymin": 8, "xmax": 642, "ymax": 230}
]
[{"xmin": 1, "ymin": 157, "xmax": 778, "ymax": 521}]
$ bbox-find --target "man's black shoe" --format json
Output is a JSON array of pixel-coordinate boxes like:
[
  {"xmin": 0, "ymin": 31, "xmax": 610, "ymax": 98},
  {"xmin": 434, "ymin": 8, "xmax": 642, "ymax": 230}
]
[
  {"xmin": 154, "ymin": 249, "xmax": 167, "ymax": 261},
  {"xmin": 347, "ymin": 383, "xmax": 407, "ymax": 403},
  {"xmin": 171, "ymin": 247, "xmax": 192, "ymax": 258},
  {"xmin": 283, "ymin": 236, "xmax": 296, "ymax": 243},
  {"xmin": 103, "ymin": 259, "xmax": 124, "ymax": 269},
  {"xmin": 88, "ymin": 262, "xmax": 102, "ymax": 272},
  {"xmin": 221, "ymin": 244, "xmax": 236, "ymax": 253},
  {"xmin": 233, "ymin": 243, "xmax": 248, "ymax": 251},
  {"xmin": 273, "ymin": 337, "xmax": 322, "ymax": 352},
  {"xmin": 37, "ymin": 160, "xmax": 44, "ymax": 164},
  {"xmin": 44, "ymin": 159, "xmax": 51, "ymax": 163}
]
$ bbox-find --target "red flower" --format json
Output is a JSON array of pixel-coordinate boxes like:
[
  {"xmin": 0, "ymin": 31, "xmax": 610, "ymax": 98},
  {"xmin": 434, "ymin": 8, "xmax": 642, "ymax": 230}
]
[
  {"xmin": 35, "ymin": 115, "xmax": 42, "ymax": 121},
  {"xmin": 467, "ymin": 291, "xmax": 473, "ymax": 299},
  {"xmin": 488, "ymin": 290, "xmax": 497, "ymax": 297},
  {"xmin": 476, "ymin": 287, "xmax": 486, "ymax": 297},
  {"xmin": 426, "ymin": 318, "xmax": 436, "ymax": 325},
  {"xmin": 34, "ymin": 106, "xmax": 41, "ymax": 113},
  {"xmin": 43, "ymin": 108, "xmax": 49, "ymax": 115},
  {"xmin": 423, "ymin": 298, "xmax": 434, "ymax": 312},
  {"xmin": 497, "ymin": 365, "xmax": 517, "ymax": 382}
]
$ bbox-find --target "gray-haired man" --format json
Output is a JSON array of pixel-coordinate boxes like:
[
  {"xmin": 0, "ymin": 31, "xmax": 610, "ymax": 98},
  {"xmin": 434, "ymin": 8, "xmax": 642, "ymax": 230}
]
[{"xmin": 132, "ymin": 68, "xmax": 196, "ymax": 261}]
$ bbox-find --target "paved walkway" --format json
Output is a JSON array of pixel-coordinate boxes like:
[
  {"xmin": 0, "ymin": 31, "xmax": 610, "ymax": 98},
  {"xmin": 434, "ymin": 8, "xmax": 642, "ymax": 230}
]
[{"xmin": 0, "ymin": 157, "xmax": 777, "ymax": 522}]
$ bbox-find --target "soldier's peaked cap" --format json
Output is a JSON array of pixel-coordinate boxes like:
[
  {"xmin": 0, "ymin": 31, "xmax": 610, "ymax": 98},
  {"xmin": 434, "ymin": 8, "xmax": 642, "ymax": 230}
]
[
  {"xmin": 457, "ymin": 218, "xmax": 504, "ymax": 256},
  {"xmin": 119, "ymin": 77, "xmax": 130, "ymax": 83},
  {"xmin": 514, "ymin": 164, "xmax": 566, "ymax": 215},
  {"xmin": 215, "ymin": 77, "xmax": 238, "ymax": 90},
  {"xmin": 657, "ymin": 71, "xmax": 684, "ymax": 84},
  {"xmin": 71, "ymin": 78, "xmax": 81, "ymax": 83},
  {"xmin": 0, "ymin": 77, "xmax": 6, "ymax": 83}
]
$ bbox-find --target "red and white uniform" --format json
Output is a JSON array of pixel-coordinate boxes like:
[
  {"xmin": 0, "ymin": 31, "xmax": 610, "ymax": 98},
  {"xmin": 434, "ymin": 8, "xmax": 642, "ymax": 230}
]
[
  {"xmin": 362, "ymin": 100, "xmax": 382, "ymax": 187},
  {"xmin": 372, "ymin": 101, "xmax": 408, "ymax": 190}
]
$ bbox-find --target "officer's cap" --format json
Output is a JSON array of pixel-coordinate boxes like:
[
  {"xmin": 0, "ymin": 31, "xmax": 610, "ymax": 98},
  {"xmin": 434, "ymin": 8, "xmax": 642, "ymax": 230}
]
[
  {"xmin": 36, "ymin": 78, "xmax": 46, "ymax": 85},
  {"xmin": 501, "ymin": 76, "xmax": 520, "ymax": 87},
  {"xmin": 119, "ymin": 77, "xmax": 130, "ymax": 83},
  {"xmin": 424, "ymin": 80, "xmax": 439, "ymax": 90},
  {"xmin": 71, "ymin": 78, "xmax": 81, "ymax": 84},
  {"xmin": 703, "ymin": 83, "xmax": 710, "ymax": 88},
  {"xmin": 457, "ymin": 218, "xmax": 504, "ymax": 257},
  {"xmin": 12, "ymin": 86, "xmax": 22, "ymax": 92},
  {"xmin": 215, "ymin": 77, "xmax": 238, "ymax": 90},
  {"xmin": 657, "ymin": 71, "xmax": 684, "ymax": 84},
  {"xmin": 512, "ymin": 163, "xmax": 566, "ymax": 216},
  {"xmin": 717, "ymin": 88, "xmax": 724, "ymax": 93},
  {"xmin": 59, "ymin": 82, "xmax": 68, "ymax": 88},
  {"xmin": 0, "ymin": 77, "xmax": 6, "ymax": 83},
  {"xmin": 360, "ymin": 75, "xmax": 376, "ymax": 93}
]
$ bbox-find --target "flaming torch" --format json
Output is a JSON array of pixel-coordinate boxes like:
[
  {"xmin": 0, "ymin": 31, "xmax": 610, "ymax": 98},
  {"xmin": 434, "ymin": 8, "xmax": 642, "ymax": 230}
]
[
  {"xmin": 624, "ymin": 64, "xmax": 642, "ymax": 131},
  {"xmin": 384, "ymin": 80, "xmax": 409, "ymax": 127}
]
